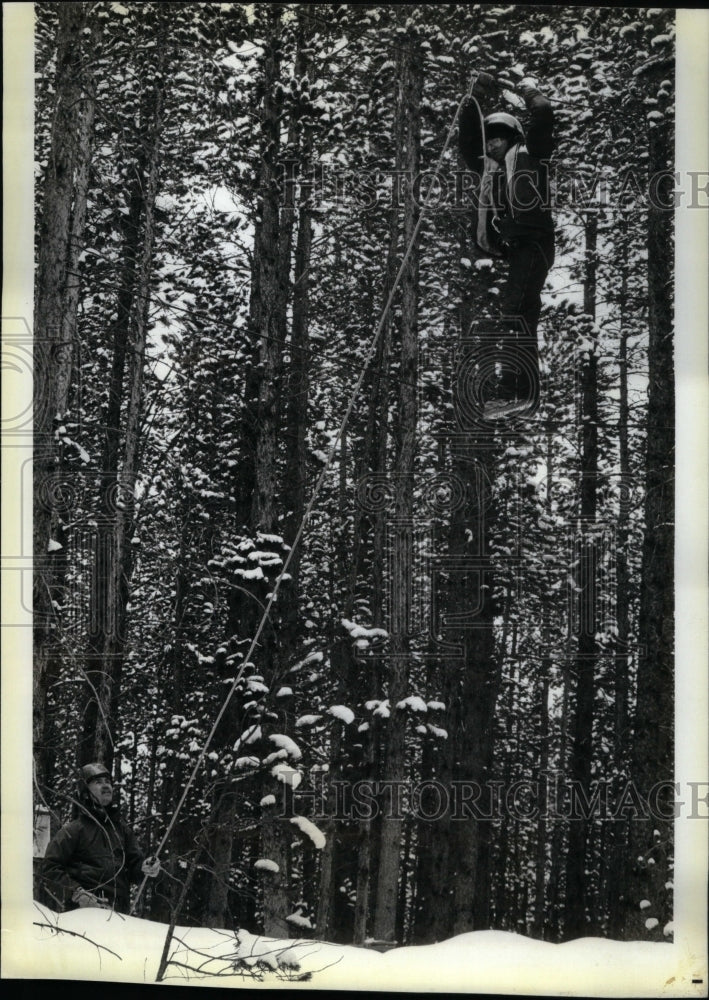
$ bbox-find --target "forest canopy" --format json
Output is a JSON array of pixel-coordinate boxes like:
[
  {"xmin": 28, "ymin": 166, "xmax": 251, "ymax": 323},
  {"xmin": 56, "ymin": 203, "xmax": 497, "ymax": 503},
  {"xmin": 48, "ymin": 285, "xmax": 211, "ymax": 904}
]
[{"xmin": 32, "ymin": 2, "xmax": 675, "ymax": 948}]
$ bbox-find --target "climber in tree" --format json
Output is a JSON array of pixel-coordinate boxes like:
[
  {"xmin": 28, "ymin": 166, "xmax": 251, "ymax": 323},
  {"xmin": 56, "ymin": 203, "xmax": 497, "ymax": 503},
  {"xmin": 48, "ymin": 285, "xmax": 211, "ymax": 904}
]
[{"xmin": 459, "ymin": 71, "xmax": 555, "ymax": 417}]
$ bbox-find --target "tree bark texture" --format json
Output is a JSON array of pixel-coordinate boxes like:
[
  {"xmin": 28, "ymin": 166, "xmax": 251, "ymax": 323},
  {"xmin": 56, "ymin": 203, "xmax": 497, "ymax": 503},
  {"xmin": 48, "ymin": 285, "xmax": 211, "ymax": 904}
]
[
  {"xmin": 34, "ymin": 2, "xmax": 95, "ymax": 790},
  {"xmin": 81, "ymin": 62, "xmax": 166, "ymax": 766},
  {"xmin": 622, "ymin": 91, "xmax": 674, "ymax": 942},
  {"xmin": 372, "ymin": 34, "xmax": 422, "ymax": 945},
  {"xmin": 564, "ymin": 214, "xmax": 599, "ymax": 940}
]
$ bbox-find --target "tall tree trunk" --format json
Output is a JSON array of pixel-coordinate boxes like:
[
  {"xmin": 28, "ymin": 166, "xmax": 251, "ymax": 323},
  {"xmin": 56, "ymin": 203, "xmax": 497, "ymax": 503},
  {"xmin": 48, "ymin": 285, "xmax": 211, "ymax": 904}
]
[
  {"xmin": 204, "ymin": 5, "xmax": 297, "ymax": 934},
  {"xmin": 251, "ymin": 12, "xmax": 286, "ymax": 535},
  {"xmin": 414, "ymin": 220, "xmax": 502, "ymax": 941},
  {"xmin": 250, "ymin": 7, "xmax": 295, "ymax": 937},
  {"xmin": 532, "ymin": 664, "xmax": 551, "ymax": 938},
  {"xmin": 281, "ymin": 29, "xmax": 314, "ymax": 618},
  {"xmin": 81, "ymin": 60, "xmax": 166, "ymax": 767},
  {"xmin": 34, "ymin": 2, "xmax": 95, "ymax": 791},
  {"xmin": 548, "ymin": 671, "xmax": 571, "ymax": 942},
  {"xmin": 413, "ymin": 235, "xmax": 467, "ymax": 943},
  {"xmin": 443, "ymin": 451, "xmax": 499, "ymax": 937},
  {"xmin": 532, "ymin": 430, "xmax": 555, "ymax": 939},
  {"xmin": 442, "ymin": 232, "xmax": 506, "ymax": 935},
  {"xmin": 315, "ymin": 39, "xmax": 408, "ymax": 946},
  {"xmin": 563, "ymin": 213, "xmax": 599, "ymax": 939},
  {"xmin": 622, "ymin": 92, "xmax": 674, "ymax": 941},
  {"xmin": 607, "ymin": 224, "xmax": 633, "ymax": 937},
  {"xmin": 372, "ymin": 33, "xmax": 422, "ymax": 944},
  {"xmin": 345, "ymin": 53, "xmax": 407, "ymax": 946},
  {"xmin": 316, "ymin": 434, "xmax": 353, "ymax": 942}
]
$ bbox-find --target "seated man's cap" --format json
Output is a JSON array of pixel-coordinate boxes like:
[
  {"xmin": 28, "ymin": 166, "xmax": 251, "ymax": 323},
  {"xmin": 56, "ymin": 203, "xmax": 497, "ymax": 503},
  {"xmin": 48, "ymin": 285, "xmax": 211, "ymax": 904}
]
[{"xmin": 81, "ymin": 762, "xmax": 111, "ymax": 783}]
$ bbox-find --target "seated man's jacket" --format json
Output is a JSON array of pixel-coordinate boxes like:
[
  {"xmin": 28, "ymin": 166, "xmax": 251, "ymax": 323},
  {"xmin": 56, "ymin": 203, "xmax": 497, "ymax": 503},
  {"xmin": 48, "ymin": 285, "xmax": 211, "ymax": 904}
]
[{"xmin": 43, "ymin": 793, "xmax": 145, "ymax": 913}]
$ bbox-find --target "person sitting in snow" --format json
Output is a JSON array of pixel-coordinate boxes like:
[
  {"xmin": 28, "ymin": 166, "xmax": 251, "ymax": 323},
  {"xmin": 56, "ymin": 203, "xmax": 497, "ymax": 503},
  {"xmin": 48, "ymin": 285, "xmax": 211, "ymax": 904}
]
[
  {"xmin": 458, "ymin": 71, "xmax": 555, "ymax": 417},
  {"xmin": 43, "ymin": 762, "xmax": 160, "ymax": 914}
]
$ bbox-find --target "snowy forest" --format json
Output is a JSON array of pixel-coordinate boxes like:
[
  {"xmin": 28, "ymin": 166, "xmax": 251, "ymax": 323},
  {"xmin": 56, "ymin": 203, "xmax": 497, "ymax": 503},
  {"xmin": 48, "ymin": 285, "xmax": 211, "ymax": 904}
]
[{"xmin": 32, "ymin": 2, "xmax": 675, "ymax": 950}]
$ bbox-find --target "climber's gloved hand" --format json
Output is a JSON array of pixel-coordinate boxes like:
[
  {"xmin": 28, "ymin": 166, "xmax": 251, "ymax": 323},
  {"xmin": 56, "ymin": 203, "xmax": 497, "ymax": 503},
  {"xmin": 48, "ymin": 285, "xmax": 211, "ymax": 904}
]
[
  {"xmin": 497, "ymin": 70, "xmax": 517, "ymax": 92},
  {"xmin": 472, "ymin": 71, "xmax": 498, "ymax": 99},
  {"xmin": 518, "ymin": 75, "xmax": 540, "ymax": 95}
]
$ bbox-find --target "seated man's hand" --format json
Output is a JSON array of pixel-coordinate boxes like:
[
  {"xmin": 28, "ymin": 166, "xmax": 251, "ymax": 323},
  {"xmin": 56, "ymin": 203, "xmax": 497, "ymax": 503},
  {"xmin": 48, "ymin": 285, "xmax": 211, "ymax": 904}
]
[
  {"xmin": 72, "ymin": 887, "xmax": 110, "ymax": 909},
  {"xmin": 141, "ymin": 856, "xmax": 160, "ymax": 878}
]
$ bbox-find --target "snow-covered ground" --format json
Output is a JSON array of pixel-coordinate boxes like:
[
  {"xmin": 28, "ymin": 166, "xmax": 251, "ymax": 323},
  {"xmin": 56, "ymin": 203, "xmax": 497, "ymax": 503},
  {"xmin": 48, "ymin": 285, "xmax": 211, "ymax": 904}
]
[{"xmin": 1, "ymin": 902, "xmax": 701, "ymax": 996}]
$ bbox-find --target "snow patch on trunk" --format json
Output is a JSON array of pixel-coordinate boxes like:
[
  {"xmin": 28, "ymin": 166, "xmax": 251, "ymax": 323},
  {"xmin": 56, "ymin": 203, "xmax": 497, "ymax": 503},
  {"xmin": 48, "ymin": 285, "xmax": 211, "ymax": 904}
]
[
  {"xmin": 289, "ymin": 815, "xmax": 326, "ymax": 849},
  {"xmin": 254, "ymin": 858, "xmax": 279, "ymax": 873}
]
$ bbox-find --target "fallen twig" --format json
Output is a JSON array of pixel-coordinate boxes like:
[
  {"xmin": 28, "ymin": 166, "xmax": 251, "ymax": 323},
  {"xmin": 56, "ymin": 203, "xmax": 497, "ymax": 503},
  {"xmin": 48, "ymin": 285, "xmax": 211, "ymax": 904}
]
[{"xmin": 33, "ymin": 920, "xmax": 123, "ymax": 962}]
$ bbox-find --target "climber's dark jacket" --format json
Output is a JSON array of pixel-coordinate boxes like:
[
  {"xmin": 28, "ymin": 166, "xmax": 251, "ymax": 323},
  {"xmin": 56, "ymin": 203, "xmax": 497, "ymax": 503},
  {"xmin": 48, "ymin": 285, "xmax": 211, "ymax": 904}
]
[
  {"xmin": 458, "ymin": 86, "xmax": 555, "ymax": 254},
  {"xmin": 43, "ymin": 795, "xmax": 146, "ymax": 913}
]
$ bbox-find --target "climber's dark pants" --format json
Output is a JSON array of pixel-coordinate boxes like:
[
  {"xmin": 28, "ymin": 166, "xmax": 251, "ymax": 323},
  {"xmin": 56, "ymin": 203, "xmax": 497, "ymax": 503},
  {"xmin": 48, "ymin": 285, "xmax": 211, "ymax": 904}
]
[{"xmin": 497, "ymin": 236, "xmax": 554, "ymax": 399}]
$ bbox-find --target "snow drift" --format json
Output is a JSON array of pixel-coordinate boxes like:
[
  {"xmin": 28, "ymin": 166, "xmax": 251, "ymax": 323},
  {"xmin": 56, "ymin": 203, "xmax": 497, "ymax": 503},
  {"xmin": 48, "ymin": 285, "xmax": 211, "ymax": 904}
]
[{"xmin": 7, "ymin": 902, "xmax": 695, "ymax": 995}]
